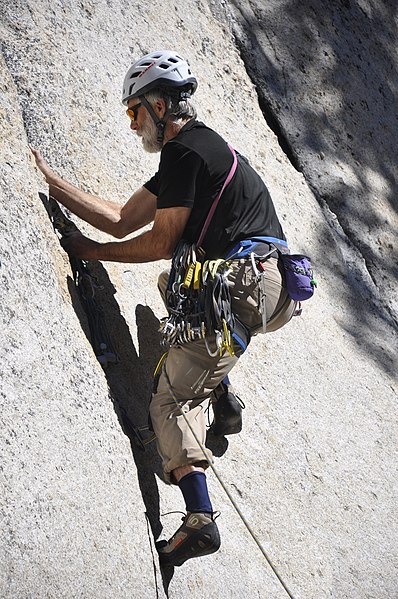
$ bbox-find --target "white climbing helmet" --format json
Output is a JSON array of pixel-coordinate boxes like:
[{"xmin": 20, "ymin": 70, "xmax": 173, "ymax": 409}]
[{"xmin": 122, "ymin": 50, "xmax": 198, "ymax": 105}]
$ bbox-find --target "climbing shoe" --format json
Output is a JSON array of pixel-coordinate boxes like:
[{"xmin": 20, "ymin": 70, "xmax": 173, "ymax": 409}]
[
  {"xmin": 156, "ymin": 512, "xmax": 221, "ymax": 567},
  {"xmin": 210, "ymin": 382, "xmax": 245, "ymax": 436}
]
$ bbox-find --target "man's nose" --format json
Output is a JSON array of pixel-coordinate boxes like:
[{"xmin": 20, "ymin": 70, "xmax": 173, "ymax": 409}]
[{"xmin": 130, "ymin": 120, "xmax": 138, "ymax": 131}]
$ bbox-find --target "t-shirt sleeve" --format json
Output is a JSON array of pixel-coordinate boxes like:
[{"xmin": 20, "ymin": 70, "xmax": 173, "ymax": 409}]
[
  {"xmin": 156, "ymin": 142, "xmax": 205, "ymax": 209},
  {"xmin": 143, "ymin": 172, "xmax": 159, "ymax": 196}
]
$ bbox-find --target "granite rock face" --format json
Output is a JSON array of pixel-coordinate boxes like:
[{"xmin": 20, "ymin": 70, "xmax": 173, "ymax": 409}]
[
  {"xmin": 1, "ymin": 1, "xmax": 397, "ymax": 598},
  {"xmin": 212, "ymin": 0, "xmax": 398, "ymax": 325}
]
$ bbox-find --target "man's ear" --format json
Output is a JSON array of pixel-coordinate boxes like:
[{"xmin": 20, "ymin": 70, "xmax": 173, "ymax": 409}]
[{"xmin": 154, "ymin": 98, "xmax": 167, "ymax": 119}]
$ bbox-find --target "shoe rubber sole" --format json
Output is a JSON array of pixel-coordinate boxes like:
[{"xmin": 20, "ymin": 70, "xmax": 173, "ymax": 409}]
[
  {"xmin": 156, "ymin": 522, "xmax": 221, "ymax": 567},
  {"xmin": 211, "ymin": 391, "xmax": 243, "ymax": 436}
]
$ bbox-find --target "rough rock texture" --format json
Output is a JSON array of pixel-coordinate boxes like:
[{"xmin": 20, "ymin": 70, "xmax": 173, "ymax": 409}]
[
  {"xmin": 212, "ymin": 0, "xmax": 398, "ymax": 326},
  {"xmin": 1, "ymin": 1, "xmax": 397, "ymax": 598}
]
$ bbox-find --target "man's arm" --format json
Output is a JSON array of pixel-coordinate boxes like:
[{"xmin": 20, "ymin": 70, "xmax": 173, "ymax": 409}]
[
  {"xmin": 61, "ymin": 205, "xmax": 192, "ymax": 263},
  {"xmin": 31, "ymin": 148, "xmax": 157, "ymax": 237}
]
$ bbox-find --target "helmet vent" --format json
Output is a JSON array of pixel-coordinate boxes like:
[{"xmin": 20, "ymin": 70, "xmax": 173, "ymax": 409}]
[{"xmin": 159, "ymin": 63, "xmax": 169, "ymax": 69}]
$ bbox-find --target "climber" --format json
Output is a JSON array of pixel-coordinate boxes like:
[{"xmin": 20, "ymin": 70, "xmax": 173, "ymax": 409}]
[{"xmin": 31, "ymin": 49, "xmax": 297, "ymax": 568}]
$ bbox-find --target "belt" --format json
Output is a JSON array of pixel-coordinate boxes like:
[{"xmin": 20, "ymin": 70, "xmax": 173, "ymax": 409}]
[{"xmin": 225, "ymin": 236, "xmax": 289, "ymax": 260}]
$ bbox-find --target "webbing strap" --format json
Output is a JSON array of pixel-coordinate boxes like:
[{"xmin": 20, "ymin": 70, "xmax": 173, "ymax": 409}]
[
  {"xmin": 196, "ymin": 143, "xmax": 238, "ymax": 248},
  {"xmin": 251, "ymin": 236, "xmax": 288, "ymax": 247},
  {"xmin": 225, "ymin": 237, "xmax": 288, "ymax": 260}
]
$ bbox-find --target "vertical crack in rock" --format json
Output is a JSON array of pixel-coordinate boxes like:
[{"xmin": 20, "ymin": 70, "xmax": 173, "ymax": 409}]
[
  {"xmin": 209, "ymin": 1, "xmax": 302, "ymax": 173},
  {"xmin": 209, "ymin": 0, "xmax": 398, "ymax": 330},
  {"xmin": 244, "ymin": 59, "xmax": 302, "ymax": 174},
  {"xmin": 218, "ymin": 3, "xmax": 368, "ymax": 259}
]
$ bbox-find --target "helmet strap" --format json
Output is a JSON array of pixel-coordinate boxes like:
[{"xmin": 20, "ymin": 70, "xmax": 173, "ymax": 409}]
[{"xmin": 139, "ymin": 96, "xmax": 170, "ymax": 145}]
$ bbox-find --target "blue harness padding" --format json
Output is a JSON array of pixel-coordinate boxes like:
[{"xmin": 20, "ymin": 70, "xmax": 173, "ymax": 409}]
[
  {"xmin": 231, "ymin": 317, "xmax": 251, "ymax": 354},
  {"xmin": 225, "ymin": 236, "xmax": 288, "ymax": 260},
  {"xmin": 232, "ymin": 330, "xmax": 248, "ymax": 352}
]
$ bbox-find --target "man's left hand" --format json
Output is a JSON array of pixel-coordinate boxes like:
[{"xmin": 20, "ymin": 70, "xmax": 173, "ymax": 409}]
[{"xmin": 60, "ymin": 231, "xmax": 100, "ymax": 260}]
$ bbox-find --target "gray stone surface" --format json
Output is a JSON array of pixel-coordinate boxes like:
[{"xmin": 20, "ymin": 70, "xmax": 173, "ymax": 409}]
[
  {"xmin": 0, "ymin": 55, "xmax": 155, "ymax": 598},
  {"xmin": 212, "ymin": 0, "xmax": 398, "ymax": 326},
  {"xmin": 1, "ymin": 1, "xmax": 397, "ymax": 598}
]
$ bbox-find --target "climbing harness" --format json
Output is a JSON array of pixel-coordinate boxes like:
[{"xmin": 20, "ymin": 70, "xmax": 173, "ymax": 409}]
[{"xmin": 225, "ymin": 235, "xmax": 317, "ymax": 328}]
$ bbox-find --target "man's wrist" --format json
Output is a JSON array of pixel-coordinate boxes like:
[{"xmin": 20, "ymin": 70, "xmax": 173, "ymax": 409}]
[{"xmin": 48, "ymin": 175, "xmax": 64, "ymax": 188}]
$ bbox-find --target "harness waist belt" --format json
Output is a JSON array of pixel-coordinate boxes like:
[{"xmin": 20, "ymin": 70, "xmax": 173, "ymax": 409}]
[{"xmin": 225, "ymin": 236, "xmax": 289, "ymax": 260}]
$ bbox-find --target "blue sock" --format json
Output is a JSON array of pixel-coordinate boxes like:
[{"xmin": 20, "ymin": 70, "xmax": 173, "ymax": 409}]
[{"xmin": 178, "ymin": 471, "xmax": 213, "ymax": 514}]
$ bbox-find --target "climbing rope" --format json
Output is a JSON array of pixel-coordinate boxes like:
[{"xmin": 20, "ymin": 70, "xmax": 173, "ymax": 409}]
[{"xmin": 162, "ymin": 361, "xmax": 297, "ymax": 599}]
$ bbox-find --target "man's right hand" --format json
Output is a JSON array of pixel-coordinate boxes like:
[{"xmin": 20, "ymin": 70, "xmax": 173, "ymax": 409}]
[
  {"xmin": 30, "ymin": 147, "xmax": 158, "ymax": 241},
  {"xmin": 30, "ymin": 147, "xmax": 58, "ymax": 184}
]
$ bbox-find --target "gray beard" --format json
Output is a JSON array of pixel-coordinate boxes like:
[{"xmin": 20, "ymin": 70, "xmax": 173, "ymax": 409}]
[{"xmin": 141, "ymin": 118, "xmax": 162, "ymax": 153}]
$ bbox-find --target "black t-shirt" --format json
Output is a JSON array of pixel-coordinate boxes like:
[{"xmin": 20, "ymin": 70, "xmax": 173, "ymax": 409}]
[{"xmin": 144, "ymin": 120, "xmax": 286, "ymax": 259}]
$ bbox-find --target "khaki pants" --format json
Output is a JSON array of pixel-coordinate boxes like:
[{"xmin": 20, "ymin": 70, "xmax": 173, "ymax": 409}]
[{"xmin": 150, "ymin": 257, "xmax": 295, "ymax": 483}]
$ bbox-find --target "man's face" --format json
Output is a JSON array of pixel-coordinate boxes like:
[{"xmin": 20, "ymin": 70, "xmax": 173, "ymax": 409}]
[{"xmin": 127, "ymin": 99, "xmax": 162, "ymax": 154}]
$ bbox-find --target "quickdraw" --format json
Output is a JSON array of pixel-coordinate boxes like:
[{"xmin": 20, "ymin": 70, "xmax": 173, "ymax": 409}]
[
  {"xmin": 159, "ymin": 240, "xmax": 235, "ymax": 357},
  {"xmin": 160, "ymin": 143, "xmax": 241, "ymax": 356}
]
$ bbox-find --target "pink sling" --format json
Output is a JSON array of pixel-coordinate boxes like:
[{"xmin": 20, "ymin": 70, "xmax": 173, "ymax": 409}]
[{"xmin": 196, "ymin": 143, "xmax": 237, "ymax": 248}]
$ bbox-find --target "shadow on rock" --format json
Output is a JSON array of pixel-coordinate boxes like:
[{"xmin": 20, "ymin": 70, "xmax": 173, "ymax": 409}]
[
  {"xmin": 217, "ymin": 0, "xmax": 398, "ymax": 376},
  {"xmin": 66, "ymin": 260, "xmax": 174, "ymax": 590},
  {"xmin": 160, "ymin": 566, "xmax": 174, "ymax": 598}
]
